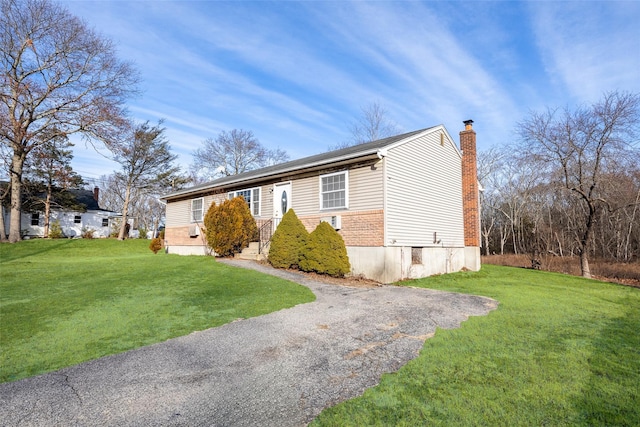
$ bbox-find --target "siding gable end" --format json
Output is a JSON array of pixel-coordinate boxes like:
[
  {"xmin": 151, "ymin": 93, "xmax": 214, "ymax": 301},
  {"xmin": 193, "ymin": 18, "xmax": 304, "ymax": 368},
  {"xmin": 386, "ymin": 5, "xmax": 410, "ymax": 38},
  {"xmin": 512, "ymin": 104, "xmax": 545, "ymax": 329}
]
[{"xmin": 385, "ymin": 128, "xmax": 465, "ymax": 247}]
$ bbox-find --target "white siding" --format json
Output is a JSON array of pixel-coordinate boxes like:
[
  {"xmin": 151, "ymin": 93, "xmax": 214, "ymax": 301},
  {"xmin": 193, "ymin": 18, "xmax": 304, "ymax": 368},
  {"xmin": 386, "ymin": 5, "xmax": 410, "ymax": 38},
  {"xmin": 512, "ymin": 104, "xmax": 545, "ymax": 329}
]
[
  {"xmin": 19, "ymin": 210, "xmax": 114, "ymax": 238},
  {"xmin": 385, "ymin": 130, "xmax": 465, "ymax": 247},
  {"xmin": 165, "ymin": 198, "xmax": 192, "ymax": 227},
  {"xmin": 289, "ymin": 163, "xmax": 383, "ymax": 216},
  {"xmin": 349, "ymin": 163, "xmax": 384, "ymax": 211},
  {"xmin": 291, "ymin": 175, "xmax": 317, "ymax": 216},
  {"xmin": 257, "ymin": 184, "xmax": 273, "ymax": 219},
  {"xmin": 165, "ymin": 194, "xmax": 223, "ymax": 227}
]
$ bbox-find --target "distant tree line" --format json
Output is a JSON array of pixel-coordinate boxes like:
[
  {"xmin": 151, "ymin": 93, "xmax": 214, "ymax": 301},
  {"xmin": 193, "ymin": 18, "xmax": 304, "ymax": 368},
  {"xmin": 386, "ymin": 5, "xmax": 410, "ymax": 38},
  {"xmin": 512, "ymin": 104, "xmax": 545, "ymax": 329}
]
[{"xmin": 479, "ymin": 91, "xmax": 640, "ymax": 277}]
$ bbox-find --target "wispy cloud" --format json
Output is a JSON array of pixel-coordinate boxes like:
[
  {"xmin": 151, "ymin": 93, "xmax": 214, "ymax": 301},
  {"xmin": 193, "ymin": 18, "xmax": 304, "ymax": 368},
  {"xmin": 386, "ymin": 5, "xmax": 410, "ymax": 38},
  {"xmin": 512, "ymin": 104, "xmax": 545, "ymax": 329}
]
[
  {"xmin": 307, "ymin": 2, "xmax": 521, "ymax": 144},
  {"xmin": 62, "ymin": 0, "xmax": 639, "ymax": 178},
  {"xmin": 529, "ymin": 1, "xmax": 640, "ymax": 104}
]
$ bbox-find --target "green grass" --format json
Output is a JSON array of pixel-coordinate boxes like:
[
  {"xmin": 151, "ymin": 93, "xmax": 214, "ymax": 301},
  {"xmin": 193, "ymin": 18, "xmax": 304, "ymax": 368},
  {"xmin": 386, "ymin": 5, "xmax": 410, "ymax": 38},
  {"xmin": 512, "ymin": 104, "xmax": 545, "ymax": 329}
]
[
  {"xmin": 312, "ymin": 265, "xmax": 640, "ymax": 426},
  {"xmin": 0, "ymin": 239, "xmax": 314, "ymax": 383}
]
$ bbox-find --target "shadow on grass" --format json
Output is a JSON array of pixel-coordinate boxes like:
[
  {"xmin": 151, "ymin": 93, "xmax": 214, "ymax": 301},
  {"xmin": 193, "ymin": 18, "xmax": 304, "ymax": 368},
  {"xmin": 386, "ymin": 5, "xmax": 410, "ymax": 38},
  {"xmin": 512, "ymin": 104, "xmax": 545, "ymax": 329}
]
[
  {"xmin": 0, "ymin": 239, "xmax": 75, "ymax": 264},
  {"xmin": 575, "ymin": 305, "xmax": 640, "ymax": 425}
]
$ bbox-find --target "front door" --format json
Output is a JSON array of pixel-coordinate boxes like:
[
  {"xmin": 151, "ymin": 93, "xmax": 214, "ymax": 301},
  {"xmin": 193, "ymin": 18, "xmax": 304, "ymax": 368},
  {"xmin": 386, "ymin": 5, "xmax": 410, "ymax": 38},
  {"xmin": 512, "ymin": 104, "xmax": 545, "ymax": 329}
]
[{"xmin": 273, "ymin": 182, "xmax": 292, "ymax": 228}]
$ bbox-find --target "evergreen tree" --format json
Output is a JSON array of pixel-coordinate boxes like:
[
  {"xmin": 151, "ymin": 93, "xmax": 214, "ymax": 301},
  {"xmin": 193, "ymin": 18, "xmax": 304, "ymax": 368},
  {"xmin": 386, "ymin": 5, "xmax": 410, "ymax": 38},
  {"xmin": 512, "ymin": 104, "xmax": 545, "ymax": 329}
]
[
  {"xmin": 204, "ymin": 196, "xmax": 258, "ymax": 257},
  {"xmin": 299, "ymin": 221, "xmax": 351, "ymax": 277},
  {"xmin": 268, "ymin": 209, "xmax": 309, "ymax": 269}
]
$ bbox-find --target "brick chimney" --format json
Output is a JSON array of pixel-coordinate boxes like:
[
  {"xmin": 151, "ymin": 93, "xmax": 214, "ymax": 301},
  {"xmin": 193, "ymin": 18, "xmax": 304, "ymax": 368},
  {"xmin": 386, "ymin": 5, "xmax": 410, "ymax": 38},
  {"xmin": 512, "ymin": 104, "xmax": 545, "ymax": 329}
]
[
  {"xmin": 460, "ymin": 120, "xmax": 480, "ymax": 247},
  {"xmin": 93, "ymin": 187, "xmax": 99, "ymax": 203}
]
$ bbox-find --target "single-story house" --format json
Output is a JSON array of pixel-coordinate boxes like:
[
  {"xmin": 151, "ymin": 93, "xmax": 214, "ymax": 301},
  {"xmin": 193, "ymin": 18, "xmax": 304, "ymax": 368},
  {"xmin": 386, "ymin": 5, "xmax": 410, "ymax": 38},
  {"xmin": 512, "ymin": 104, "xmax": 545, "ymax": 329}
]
[
  {"xmin": 162, "ymin": 120, "xmax": 481, "ymax": 283},
  {"xmin": 2, "ymin": 187, "xmax": 119, "ymax": 239}
]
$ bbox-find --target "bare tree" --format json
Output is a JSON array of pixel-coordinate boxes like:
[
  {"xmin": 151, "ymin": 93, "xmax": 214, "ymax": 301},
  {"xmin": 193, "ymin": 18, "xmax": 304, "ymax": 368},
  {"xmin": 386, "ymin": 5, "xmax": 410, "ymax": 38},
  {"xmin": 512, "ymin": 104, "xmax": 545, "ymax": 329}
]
[
  {"xmin": 97, "ymin": 172, "xmax": 186, "ymax": 238},
  {"xmin": 94, "ymin": 174, "xmax": 127, "ymax": 215},
  {"xmin": 109, "ymin": 120, "xmax": 181, "ymax": 240},
  {"xmin": 0, "ymin": 0, "xmax": 139, "ymax": 242},
  {"xmin": 517, "ymin": 91, "xmax": 640, "ymax": 277},
  {"xmin": 335, "ymin": 102, "xmax": 401, "ymax": 149},
  {"xmin": 190, "ymin": 129, "xmax": 289, "ymax": 183},
  {"xmin": 477, "ymin": 147, "xmax": 505, "ymax": 255}
]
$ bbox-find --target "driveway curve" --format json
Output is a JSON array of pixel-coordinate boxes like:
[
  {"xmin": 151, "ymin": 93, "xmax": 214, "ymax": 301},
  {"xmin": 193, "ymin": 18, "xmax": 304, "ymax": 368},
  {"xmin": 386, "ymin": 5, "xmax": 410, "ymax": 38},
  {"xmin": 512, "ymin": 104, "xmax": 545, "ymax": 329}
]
[{"xmin": 0, "ymin": 260, "xmax": 497, "ymax": 426}]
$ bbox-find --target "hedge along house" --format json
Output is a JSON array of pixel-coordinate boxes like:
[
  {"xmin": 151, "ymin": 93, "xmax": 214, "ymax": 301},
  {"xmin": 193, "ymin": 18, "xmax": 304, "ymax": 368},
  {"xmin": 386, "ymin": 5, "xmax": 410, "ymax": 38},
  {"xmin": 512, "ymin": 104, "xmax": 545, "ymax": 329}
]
[{"xmin": 162, "ymin": 121, "xmax": 481, "ymax": 283}]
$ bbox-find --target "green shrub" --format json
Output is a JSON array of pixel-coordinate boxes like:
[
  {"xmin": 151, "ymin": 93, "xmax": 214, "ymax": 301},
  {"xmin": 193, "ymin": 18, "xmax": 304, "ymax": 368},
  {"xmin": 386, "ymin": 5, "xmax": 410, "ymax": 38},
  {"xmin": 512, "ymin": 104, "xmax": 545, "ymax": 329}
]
[
  {"xmin": 204, "ymin": 196, "xmax": 258, "ymax": 257},
  {"xmin": 137, "ymin": 226, "xmax": 149, "ymax": 239},
  {"xmin": 149, "ymin": 237, "xmax": 163, "ymax": 254},
  {"xmin": 48, "ymin": 220, "xmax": 64, "ymax": 239},
  {"xmin": 81, "ymin": 227, "xmax": 95, "ymax": 239},
  {"xmin": 268, "ymin": 209, "xmax": 309, "ymax": 269},
  {"xmin": 299, "ymin": 221, "xmax": 351, "ymax": 277},
  {"xmin": 110, "ymin": 218, "xmax": 121, "ymax": 238}
]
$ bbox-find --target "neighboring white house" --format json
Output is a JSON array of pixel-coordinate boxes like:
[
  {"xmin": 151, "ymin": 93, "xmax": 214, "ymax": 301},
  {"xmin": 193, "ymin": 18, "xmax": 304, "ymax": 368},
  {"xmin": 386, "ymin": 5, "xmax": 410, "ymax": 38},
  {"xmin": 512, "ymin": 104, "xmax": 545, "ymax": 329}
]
[
  {"xmin": 1, "ymin": 187, "xmax": 120, "ymax": 239},
  {"xmin": 162, "ymin": 121, "xmax": 481, "ymax": 283}
]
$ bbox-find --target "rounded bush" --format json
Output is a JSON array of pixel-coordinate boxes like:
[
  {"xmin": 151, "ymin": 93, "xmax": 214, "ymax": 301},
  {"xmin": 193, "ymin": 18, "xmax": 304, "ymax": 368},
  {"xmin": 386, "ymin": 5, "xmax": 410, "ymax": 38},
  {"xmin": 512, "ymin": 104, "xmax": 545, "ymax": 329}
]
[
  {"xmin": 268, "ymin": 209, "xmax": 309, "ymax": 269},
  {"xmin": 299, "ymin": 221, "xmax": 351, "ymax": 277},
  {"xmin": 149, "ymin": 237, "xmax": 163, "ymax": 254},
  {"xmin": 204, "ymin": 196, "xmax": 258, "ymax": 257}
]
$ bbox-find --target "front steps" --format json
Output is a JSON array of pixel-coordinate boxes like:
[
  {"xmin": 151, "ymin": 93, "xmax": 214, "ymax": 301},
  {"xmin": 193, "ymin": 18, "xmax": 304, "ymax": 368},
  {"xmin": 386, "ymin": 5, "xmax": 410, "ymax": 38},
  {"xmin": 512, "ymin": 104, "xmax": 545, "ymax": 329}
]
[{"xmin": 235, "ymin": 241, "xmax": 268, "ymax": 261}]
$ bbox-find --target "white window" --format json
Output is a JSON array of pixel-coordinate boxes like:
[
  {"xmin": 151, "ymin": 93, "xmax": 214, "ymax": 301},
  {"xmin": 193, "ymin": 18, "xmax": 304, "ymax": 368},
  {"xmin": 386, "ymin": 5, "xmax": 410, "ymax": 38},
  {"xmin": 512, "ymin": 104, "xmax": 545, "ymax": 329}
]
[
  {"xmin": 320, "ymin": 171, "xmax": 348, "ymax": 210},
  {"xmin": 191, "ymin": 198, "xmax": 203, "ymax": 222},
  {"xmin": 31, "ymin": 212, "xmax": 39, "ymax": 226},
  {"xmin": 228, "ymin": 187, "xmax": 261, "ymax": 216}
]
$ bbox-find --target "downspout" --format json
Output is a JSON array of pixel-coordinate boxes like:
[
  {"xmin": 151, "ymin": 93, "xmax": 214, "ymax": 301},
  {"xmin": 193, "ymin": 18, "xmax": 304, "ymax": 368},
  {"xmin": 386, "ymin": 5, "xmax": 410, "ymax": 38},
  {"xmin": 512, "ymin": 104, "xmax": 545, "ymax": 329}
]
[
  {"xmin": 377, "ymin": 149, "xmax": 392, "ymax": 280},
  {"xmin": 378, "ymin": 148, "xmax": 388, "ymax": 248}
]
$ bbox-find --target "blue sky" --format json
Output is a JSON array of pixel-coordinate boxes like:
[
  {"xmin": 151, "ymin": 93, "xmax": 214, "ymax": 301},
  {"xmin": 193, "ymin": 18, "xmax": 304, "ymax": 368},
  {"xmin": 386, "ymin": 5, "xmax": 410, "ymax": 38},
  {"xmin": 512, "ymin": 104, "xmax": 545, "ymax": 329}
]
[{"xmin": 61, "ymin": 0, "xmax": 640, "ymax": 183}]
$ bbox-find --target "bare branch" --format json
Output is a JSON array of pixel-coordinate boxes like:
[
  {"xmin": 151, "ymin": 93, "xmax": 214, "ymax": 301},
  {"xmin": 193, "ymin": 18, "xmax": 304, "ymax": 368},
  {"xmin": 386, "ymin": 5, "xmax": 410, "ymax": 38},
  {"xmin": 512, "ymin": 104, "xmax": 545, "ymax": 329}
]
[
  {"xmin": 1, "ymin": 0, "xmax": 139, "ymax": 242},
  {"xmin": 190, "ymin": 129, "xmax": 289, "ymax": 183}
]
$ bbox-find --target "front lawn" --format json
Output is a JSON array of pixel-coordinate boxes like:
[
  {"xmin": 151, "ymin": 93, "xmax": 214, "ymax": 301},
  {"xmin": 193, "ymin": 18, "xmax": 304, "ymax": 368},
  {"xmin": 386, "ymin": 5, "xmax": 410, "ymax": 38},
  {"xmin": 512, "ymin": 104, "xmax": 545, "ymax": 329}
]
[
  {"xmin": 0, "ymin": 239, "xmax": 315, "ymax": 383},
  {"xmin": 312, "ymin": 265, "xmax": 640, "ymax": 426}
]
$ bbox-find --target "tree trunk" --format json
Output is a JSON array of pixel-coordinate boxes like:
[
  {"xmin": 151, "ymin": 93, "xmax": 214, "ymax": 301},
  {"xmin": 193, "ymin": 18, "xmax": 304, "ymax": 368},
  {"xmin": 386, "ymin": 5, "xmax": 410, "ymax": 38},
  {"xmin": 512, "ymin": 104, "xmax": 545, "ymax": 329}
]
[
  {"xmin": 555, "ymin": 232, "xmax": 563, "ymax": 257},
  {"xmin": 43, "ymin": 183, "xmax": 52, "ymax": 238},
  {"xmin": 152, "ymin": 217, "xmax": 160, "ymax": 239},
  {"xmin": 118, "ymin": 184, "xmax": 132, "ymax": 240},
  {"xmin": 0, "ymin": 205, "xmax": 7, "ymax": 241},
  {"xmin": 483, "ymin": 233, "xmax": 490, "ymax": 256},
  {"xmin": 624, "ymin": 190, "xmax": 640, "ymax": 262},
  {"xmin": 8, "ymin": 152, "xmax": 25, "ymax": 243},
  {"xmin": 579, "ymin": 250, "xmax": 591, "ymax": 279},
  {"xmin": 481, "ymin": 217, "xmax": 494, "ymax": 256},
  {"xmin": 579, "ymin": 203, "xmax": 596, "ymax": 278}
]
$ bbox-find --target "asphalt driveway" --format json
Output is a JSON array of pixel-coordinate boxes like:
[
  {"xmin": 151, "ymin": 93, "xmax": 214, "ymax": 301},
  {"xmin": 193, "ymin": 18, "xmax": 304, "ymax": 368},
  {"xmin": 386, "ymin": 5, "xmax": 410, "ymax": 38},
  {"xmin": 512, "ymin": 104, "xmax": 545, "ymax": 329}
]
[{"xmin": 0, "ymin": 260, "xmax": 497, "ymax": 426}]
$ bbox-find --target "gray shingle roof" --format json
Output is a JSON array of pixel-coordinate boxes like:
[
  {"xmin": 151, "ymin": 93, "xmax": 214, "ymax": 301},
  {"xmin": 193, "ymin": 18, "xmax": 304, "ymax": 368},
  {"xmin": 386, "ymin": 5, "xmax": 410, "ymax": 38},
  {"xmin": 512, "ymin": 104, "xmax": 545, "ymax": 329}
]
[{"xmin": 164, "ymin": 127, "xmax": 436, "ymax": 200}]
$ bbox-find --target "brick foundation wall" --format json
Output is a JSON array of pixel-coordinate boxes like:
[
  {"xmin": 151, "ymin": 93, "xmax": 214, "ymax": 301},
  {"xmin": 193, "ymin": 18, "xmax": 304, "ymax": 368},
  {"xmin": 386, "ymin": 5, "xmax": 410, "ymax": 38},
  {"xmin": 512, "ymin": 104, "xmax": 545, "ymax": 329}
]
[
  {"xmin": 166, "ymin": 210, "xmax": 384, "ymax": 249},
  {"xmin": 460, "ymin": 121, "xmax": 480, "ymax": 247},
  {"xmin": 165, "ymin": 225, "xmax": 208, "ymax": 247},
  {"xmin": 299, "ymin": 210, "xmax": 384, "ymax": 247}
]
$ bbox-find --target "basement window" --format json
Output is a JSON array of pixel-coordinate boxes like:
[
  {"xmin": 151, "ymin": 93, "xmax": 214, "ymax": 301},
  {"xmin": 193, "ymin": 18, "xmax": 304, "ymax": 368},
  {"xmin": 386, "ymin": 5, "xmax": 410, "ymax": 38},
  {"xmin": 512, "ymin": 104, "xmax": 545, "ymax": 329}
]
[{"xmin": 411, "ymin": 247, "xmax": 423, "ymax": 265}]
